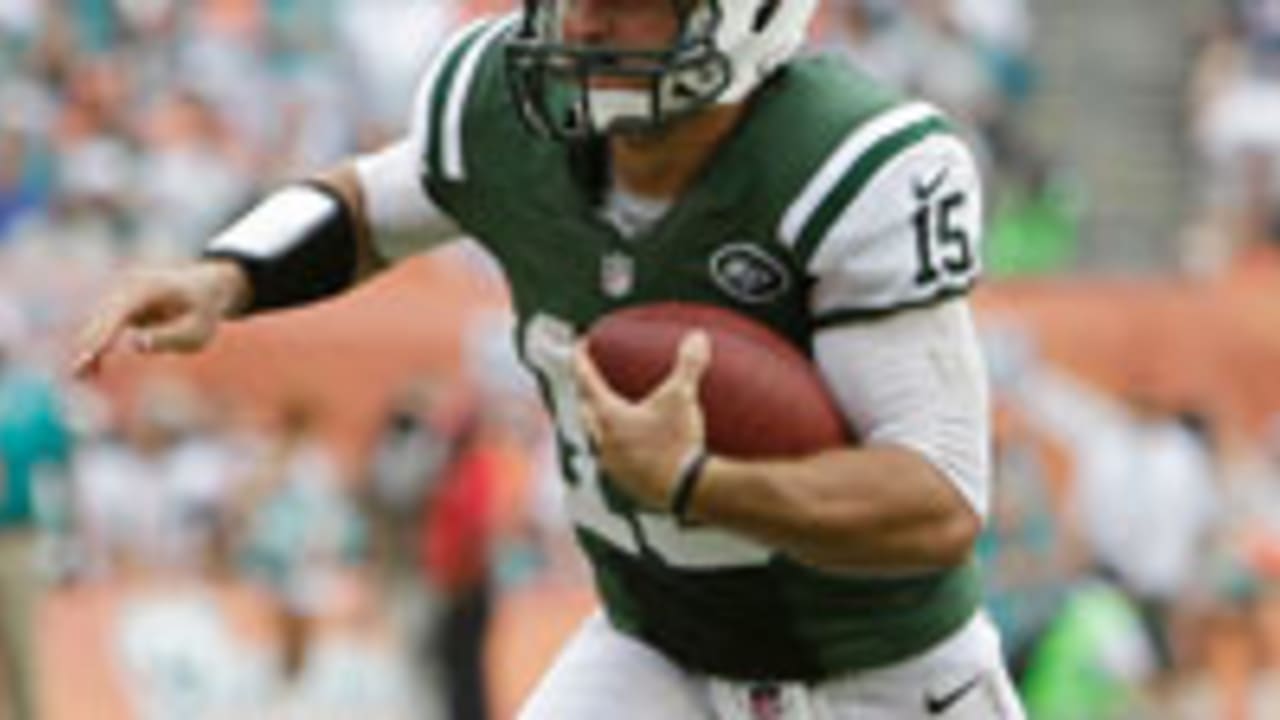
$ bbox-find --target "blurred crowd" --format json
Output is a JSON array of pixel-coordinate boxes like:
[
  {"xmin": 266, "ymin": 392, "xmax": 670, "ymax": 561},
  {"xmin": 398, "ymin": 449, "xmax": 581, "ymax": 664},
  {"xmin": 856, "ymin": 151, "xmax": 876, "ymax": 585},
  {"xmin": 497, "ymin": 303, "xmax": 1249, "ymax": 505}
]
[
  {"xmin": 5, "ymin": 1, "xmax": 1280, "ymax": 719},
  {"xmin": 0, "ymin": 0, "xmax": 1043, "ymax": 266},
  {"xmin": 0, "ymin": 4, "xmax": 552, "ymax": 717},
  {"xmin": 979, "ymin": 322, "xmax": 1280, "ymax": 720},
  {"xmin": 1, "ymin": 299, "xmax": 567, "ymax": 718},
  {"xmin": 0, "ymin": 0, "xmax": 456, "ymax": 264},
  {"xmin": 1188, "ymin": 0, "xmax": 1280, "ymax": 274}
]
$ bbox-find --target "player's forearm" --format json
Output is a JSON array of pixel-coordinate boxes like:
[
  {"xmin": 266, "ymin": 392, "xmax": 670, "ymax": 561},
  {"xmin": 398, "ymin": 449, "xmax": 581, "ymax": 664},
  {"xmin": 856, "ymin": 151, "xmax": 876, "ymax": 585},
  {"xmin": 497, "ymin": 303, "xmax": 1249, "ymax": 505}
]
[
  {"xmin": 193, "ymin": 258, "xmax": 254, "ymax": 318},
  {"xmin": 202, "ymin": 162, "xmax": 386, "ymax": 316},
  {"xmin": 312, "ymin": 163, "xmax": 388, "ymax": 284},
  {"xmin": 686, "ymin": 445, "xmax": 980, "ymax": 572}
]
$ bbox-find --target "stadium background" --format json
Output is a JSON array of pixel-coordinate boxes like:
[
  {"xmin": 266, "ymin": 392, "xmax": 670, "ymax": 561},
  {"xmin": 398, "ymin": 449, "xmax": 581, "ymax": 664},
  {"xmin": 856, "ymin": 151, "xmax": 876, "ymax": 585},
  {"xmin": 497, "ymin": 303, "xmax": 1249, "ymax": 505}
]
[{"xmin": 5, "ymin": 0, "xmax": 1280, "ymax": 718}]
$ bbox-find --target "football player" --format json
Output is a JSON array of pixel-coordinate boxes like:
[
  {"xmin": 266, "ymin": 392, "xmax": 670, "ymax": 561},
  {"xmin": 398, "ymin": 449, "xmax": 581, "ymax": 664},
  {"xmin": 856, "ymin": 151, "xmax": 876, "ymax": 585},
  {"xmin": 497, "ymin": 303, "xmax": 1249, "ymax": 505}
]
[{"xmin": 76, "ymin": 0, "xmax": 1025, "ymax": 717}]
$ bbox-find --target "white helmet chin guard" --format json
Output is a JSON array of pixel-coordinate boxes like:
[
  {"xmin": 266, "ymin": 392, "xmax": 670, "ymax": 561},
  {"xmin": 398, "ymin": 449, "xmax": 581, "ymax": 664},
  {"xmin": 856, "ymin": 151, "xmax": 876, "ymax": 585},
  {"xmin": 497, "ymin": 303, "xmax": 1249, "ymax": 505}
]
[{"xmin": 505, "ymin": 0, "xmax": 818, "ymax": 140}]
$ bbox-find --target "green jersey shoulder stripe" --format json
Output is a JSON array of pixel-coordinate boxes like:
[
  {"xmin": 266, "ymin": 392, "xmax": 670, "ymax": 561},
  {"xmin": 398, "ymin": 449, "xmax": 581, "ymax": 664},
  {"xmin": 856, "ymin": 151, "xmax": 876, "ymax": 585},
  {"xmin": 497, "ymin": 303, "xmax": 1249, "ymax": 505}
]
[
  {"xmin": 778, "ymin": 101, "xmax": 938, "ymax": 248},
  {"xmin": 794, "ymin": 115, "xmax": 951, "ymax": 264},
  {"xmin": 414, "ymin": 17, "xmax": 490, "ymax": 176},
  {"xmin": 424, "ymin": 16, "xmax": 517, "ymax": 182},
  {"xmin": 778, "ymin": 102, "xmax": 946, "ymax": 261},
  {"xmin": 439, "ymin": 15, "xmax": 520, "ymax": 181}
]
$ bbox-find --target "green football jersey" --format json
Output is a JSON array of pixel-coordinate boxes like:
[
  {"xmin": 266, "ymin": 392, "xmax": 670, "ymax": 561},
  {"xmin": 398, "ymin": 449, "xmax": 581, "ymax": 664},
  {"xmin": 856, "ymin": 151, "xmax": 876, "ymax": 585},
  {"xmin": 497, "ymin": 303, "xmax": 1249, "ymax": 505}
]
[{"xmin": 415, "ymin": 16, "xmax": 983, "ymax": 680}]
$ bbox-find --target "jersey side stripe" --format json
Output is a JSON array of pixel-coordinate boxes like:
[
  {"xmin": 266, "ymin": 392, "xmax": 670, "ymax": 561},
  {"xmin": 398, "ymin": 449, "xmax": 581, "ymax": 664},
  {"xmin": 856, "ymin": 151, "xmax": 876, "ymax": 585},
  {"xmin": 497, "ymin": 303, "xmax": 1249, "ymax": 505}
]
[
  {"xmin": 415, "ymin": 17, "xmax": 491, "ymax": 178},
  {"xmin": 441, "ymin": 14, "xmax": 521, "ymax": 182},
  {"xmin": 811, "ymin": 282, "xmax": 975, "ymax": 329},
  {"xmin": 778, "ymin": 102, "xmax": 937, "ymax": 250}
]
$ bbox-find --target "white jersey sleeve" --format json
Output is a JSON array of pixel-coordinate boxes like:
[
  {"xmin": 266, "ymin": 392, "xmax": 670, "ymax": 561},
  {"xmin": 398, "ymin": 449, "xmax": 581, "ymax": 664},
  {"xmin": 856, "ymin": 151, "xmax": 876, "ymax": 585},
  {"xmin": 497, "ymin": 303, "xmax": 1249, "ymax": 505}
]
[
  {"xmin": 354, "ymin": 139, "xmax": 459, "ymax": 262},
  {"xmin": 786, "ymin": 103, "xmax": 984, "ymax": 323},
  {"xmin": 813, "ymin": 299, "xmax": 992, "ymax": 520},
  {"xmin": 352, "ymin": 19, "xmax": 504, "ymax": 262},
  {"xmin": 796, "ymin": 105, "xmax": 990, "ymax": 519}
]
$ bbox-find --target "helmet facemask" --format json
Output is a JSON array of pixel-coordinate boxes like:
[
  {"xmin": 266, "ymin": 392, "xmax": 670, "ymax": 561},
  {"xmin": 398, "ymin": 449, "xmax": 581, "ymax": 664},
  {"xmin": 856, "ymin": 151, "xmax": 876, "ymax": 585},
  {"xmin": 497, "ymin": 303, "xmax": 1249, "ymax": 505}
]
[{"xmin": 505, "ymin": 0, "xmax": 737, "ymax": 140}]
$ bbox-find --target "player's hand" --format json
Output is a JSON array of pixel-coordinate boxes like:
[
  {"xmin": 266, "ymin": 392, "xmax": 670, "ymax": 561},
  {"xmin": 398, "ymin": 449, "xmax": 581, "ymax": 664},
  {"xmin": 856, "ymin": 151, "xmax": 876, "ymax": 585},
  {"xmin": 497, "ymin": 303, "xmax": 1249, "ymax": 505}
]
[
  {"xmin": 574, "ymin": 331, "xmax": 711, "ymax": 509},
  {"xmin": 72, "ymin": 260, "xmax": 249, "ymax": 378}
]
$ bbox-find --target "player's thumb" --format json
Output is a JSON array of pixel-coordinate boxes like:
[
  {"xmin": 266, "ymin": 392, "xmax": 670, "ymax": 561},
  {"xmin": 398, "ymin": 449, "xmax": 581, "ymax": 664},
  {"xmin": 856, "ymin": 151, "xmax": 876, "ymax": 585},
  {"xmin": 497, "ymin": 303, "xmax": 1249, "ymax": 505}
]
[
  {"xmin": 131, "ymin": 311, "xmax": 216, "ymax": 354},
  {"xmin": 665, "ymin": 331, "xmax": 712, "ymax": 397}
]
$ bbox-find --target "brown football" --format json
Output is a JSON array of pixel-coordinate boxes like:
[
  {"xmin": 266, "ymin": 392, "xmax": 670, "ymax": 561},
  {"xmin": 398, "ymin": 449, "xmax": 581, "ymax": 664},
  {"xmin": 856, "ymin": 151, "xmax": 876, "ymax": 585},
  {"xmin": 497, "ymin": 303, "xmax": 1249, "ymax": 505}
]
[{"xmin": 585, "ymin": 302, "xmax": 850, "ymax": 459}]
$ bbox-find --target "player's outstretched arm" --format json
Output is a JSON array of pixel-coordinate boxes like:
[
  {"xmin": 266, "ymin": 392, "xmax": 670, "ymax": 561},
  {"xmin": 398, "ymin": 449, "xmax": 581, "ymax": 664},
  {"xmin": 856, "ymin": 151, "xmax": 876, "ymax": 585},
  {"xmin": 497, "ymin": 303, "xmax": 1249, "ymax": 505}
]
[
  {"xmin": 73, "ymin": 140, "xmax": 456, "ymax": 377},
  {"xmin": 72, "ymin": 259, "xmax": 251, "ymax": 376},
  {"xmin": 72, "ymin": 164, "xmax": 374, "ymax": 376}
]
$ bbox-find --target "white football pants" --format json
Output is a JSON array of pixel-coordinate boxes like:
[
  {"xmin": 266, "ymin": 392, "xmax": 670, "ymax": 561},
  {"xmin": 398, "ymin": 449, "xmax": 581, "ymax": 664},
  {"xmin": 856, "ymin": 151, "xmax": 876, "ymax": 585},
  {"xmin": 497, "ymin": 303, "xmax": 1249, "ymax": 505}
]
[{"xmin": 519, "ymin": 610, "xmax": 1026, "ymax": 720}]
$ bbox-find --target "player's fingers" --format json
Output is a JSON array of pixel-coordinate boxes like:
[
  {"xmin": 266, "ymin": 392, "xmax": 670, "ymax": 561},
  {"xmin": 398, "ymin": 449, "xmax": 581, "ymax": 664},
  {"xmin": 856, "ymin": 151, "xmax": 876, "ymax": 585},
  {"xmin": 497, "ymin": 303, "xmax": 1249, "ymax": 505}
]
[
  {"xmin": 72, "ymin": 325, "xmax": 119, "ymax": 378},
  {"xmin": 130, "ymin": 310, "xmax": 213, "ymax": 355},
  {"xmin": 72, "ymin": 293, "xmax": 143, "ymax": 377},
  {"xmin": 656, "ymin": 331, "xmax": 711, "ymax": 400},
  {"xmin": 573, "ymin": 343, "xmax": 628, "ymax": 412}
]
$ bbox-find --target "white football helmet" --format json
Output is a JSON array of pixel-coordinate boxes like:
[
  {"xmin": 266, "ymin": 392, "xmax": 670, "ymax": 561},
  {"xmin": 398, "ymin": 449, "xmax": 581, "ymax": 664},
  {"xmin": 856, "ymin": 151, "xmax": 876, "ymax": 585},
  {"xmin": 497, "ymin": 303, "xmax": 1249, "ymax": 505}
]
[{"xmin": 505, "ymin": 0, "xmax": 818, "ymax": 139}]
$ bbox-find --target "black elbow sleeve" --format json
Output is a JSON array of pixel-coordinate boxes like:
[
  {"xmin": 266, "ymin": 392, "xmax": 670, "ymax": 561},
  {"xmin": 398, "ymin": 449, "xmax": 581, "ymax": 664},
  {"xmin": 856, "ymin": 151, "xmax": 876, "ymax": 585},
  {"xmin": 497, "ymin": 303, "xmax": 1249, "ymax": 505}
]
[{"xmin": 202, "ymin": 181, "xmax": 358, "ymax": 313}]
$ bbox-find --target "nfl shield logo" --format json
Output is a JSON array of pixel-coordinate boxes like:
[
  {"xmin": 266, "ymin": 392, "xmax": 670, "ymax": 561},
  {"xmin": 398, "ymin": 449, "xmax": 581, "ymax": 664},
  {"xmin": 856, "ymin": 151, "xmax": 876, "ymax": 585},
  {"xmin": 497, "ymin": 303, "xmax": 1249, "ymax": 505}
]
[
  {"xmin": 748, "ymin": 684, "xmax": 783, "ymax": 720},
  {"xmin": 600, "ymin": 251, "xmax": 635, "ymax": 298}
]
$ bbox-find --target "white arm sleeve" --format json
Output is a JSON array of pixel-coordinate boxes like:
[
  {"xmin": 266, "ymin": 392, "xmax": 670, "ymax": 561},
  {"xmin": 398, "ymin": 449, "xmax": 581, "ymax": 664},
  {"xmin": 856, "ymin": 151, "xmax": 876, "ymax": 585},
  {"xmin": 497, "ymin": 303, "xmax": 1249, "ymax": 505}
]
[
  {"xmin": 354, "ymin": 138, "xmax": 459, "ymax": 262},
  {"xmin": 813, "ymin": 298, "xmax": 992, "ymax": 521},
  {"xmin": 801, "ymin": 107, "xmax": 989, "ymax": 518},
  {"xmin": 351, "ymin": 19, "xmax": 487, "ymax": 263}
]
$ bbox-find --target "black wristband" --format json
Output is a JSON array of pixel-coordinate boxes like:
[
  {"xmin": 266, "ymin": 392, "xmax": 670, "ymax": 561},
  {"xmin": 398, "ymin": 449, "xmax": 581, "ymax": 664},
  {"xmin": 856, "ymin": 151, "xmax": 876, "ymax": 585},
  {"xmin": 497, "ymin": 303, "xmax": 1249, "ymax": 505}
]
[
  {"xmin": 669, "ymin": 449, "xmax": 710, "ymax": 524},
  {"xmin": 201, "ymin": 181, "xmax": 358, "ymax": 314}
]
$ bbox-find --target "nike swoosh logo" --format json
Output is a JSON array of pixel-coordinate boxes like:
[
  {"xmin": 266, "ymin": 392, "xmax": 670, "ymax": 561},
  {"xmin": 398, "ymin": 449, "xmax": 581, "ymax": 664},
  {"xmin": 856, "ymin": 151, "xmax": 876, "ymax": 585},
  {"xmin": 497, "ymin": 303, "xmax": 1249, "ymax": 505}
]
[
  {"xmin": 924, "ymin": 673, "xmax": 983, "ymax": 715},
  {"xmin": 912, "ymin": 166, "xmax": 951, "ymax": 200},
  {"xmin": 670, "ymin": 79, "xmax": 702, "ymax": 101}
]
